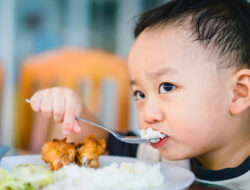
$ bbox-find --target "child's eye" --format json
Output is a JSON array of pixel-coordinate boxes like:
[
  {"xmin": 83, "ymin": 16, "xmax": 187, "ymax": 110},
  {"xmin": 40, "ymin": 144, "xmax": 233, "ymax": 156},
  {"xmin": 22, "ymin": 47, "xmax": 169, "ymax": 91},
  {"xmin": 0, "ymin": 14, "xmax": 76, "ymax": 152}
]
[
  {"xmin": 133, "ymin": 90, "xmax": 145, "ymax": 101},
  {"xmin": 159, "ymin": 83, "xmax": 175, "ymax": 94}
]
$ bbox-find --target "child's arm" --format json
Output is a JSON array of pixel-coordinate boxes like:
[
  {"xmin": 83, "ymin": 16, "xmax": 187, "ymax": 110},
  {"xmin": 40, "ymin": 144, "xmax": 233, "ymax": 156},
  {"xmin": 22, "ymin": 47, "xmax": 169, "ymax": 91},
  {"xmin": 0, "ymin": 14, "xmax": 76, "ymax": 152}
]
[{"xmin": 30, "ymin": 87, "xmax": 108, "ymax": 142}]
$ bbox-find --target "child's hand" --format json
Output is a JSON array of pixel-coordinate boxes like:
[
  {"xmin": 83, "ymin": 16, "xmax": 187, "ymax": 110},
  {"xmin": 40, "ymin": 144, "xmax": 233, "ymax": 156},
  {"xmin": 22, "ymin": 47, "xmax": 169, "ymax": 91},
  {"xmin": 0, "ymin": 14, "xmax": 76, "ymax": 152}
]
[{"xmin": 30, "ymin": 87, "xmax": 83, "ymax": 136}]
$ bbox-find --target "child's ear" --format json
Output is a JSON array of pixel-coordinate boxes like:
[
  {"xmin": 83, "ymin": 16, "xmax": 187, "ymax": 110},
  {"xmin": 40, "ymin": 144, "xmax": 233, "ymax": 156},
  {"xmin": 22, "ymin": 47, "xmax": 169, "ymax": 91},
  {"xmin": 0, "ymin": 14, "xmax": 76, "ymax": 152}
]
[{"xmin": 230, "ymin": 69, "xmax": 250, "ymax": 115}]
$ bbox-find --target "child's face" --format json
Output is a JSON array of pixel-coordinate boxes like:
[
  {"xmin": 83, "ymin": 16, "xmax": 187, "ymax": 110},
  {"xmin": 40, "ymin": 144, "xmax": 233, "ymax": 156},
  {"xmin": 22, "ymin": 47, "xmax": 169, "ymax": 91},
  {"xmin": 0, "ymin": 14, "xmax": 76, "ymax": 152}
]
[{"xmin": 128, "ymin": 27, "xmax": 235, "ymax": 160}]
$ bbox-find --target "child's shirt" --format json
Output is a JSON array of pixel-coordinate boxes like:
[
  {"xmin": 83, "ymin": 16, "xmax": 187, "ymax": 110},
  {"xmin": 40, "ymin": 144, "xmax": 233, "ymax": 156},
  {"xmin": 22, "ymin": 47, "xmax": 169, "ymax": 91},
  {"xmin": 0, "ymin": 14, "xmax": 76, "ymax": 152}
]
[{"xmin": 107, "ymin": 133, "xmax": 250, "ymax": 190}]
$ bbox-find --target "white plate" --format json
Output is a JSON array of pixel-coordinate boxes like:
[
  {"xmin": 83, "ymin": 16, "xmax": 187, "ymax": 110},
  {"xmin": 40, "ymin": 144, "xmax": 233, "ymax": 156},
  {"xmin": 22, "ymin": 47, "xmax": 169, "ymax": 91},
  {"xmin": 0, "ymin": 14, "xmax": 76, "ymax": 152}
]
[{"xmin": 0, "ymin": 154, "xmax": 194, "ymax": 190}]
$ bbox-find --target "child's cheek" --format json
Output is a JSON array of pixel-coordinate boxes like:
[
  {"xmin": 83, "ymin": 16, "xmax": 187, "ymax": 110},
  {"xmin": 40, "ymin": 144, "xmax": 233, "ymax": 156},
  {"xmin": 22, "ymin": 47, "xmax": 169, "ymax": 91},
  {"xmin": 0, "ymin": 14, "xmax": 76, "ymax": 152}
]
[{"xmin": 167, "ymin": 109, "xmax": 206, "ymax": 141}]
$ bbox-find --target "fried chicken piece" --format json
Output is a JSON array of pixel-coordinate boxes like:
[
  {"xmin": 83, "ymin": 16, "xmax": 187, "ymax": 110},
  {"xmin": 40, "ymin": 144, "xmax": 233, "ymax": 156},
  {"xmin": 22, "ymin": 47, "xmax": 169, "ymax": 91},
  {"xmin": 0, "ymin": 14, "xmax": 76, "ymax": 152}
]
[
  {"xmin": 41, "ymin": 138, "xmax": 76, "ymax": 171},
  {"xmin": 76, "ymin": 135, "xmax": 106, "ymax": 168},
  {"xmin": 41, "ymin": 135, "xmax": 106, "ymax": 170}
]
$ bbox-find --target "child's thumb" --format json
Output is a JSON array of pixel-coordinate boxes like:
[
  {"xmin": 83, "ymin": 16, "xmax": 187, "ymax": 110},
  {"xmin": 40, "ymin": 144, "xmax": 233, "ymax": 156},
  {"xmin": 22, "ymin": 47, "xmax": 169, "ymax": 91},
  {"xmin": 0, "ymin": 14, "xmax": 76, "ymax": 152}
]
[{"xmin": 72, "ymin": 120, "xmax": 81, "ymax": 133}]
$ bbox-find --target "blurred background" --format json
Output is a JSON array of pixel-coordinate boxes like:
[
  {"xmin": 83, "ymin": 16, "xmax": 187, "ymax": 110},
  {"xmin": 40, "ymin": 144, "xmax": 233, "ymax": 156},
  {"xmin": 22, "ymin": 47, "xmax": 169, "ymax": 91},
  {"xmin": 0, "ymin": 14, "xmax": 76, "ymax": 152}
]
[{"xmin": 0, "ymin": 0, "xmax": 167, "ymax": 148}]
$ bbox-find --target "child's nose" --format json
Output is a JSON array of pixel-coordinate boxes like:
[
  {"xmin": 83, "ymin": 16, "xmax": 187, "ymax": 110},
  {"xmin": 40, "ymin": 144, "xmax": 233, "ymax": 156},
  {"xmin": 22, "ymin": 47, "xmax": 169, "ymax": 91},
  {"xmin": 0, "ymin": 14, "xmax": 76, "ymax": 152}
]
[{"xmin": 143, "ymin": 100, "xmax": 164, "ymax": 124}]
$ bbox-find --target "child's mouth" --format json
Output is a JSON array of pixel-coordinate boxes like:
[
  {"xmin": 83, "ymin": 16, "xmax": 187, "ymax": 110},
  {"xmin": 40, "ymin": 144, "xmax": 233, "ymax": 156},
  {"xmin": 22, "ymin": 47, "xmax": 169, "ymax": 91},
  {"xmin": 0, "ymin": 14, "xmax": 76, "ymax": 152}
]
[{"xmin": 150, "ymin": 136, "xmax": 168, "ymax": 149}]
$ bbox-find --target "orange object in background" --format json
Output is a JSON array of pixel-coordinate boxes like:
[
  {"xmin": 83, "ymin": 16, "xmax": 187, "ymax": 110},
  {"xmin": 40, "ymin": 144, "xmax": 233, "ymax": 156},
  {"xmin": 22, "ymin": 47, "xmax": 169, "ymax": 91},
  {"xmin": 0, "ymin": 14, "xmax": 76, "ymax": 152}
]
[{"xmin": 14, "ymin": 48, "xmax": 130, "ymax": 151}]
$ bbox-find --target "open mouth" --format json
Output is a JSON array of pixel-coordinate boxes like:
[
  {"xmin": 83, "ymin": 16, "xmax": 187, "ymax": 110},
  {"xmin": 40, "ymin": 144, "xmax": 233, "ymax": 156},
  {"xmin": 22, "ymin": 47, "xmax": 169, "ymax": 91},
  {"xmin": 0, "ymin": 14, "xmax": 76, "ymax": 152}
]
[
  {"xmin": 150, "ymin": 135, "xmax": 168, "ymax": 149},
  {"xmin": 140, "ymin": 128, "xmax": 168, "ymax": 148}
]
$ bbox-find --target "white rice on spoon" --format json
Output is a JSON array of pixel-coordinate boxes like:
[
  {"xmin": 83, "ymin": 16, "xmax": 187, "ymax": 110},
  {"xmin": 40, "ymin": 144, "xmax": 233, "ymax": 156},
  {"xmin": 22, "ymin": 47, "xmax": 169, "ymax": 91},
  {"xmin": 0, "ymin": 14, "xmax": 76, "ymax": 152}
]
[{"xmin": 140, "ymin": 128, "xmax": 166, "ymax": 143}]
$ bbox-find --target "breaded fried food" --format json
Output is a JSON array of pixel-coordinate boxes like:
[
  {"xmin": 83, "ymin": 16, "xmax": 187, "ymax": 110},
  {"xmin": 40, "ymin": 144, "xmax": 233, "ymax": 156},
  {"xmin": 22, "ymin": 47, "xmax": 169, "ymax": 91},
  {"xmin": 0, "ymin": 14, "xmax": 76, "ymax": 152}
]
[
  {"xmin": 41, "ymin": 138, "xmax": 76, "ymax": 170},
  {"xmin": 41, "ymin": 135, "xmax": 106, "ymax": 170},
  {"xmin": 76, "ymin": 135, "xmax": 106, "ymax": 168}
]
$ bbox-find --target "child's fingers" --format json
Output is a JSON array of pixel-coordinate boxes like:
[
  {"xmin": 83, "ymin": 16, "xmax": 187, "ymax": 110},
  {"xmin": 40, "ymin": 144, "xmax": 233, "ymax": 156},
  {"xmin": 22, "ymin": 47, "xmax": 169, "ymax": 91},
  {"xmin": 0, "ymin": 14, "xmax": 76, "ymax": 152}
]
[
  {"xmin": 52, "ymin": 90, "xmax": 65, "ymax": 123},
  {"xmin": 63, "ymin": 100, "xmax": 76, "ymax": 135},
  {"xmin": 41, "ymin": 90, "xmax": 53, "ymax": 118},
  {"xmin": 62, "ymin": 129, "xmax": 71, "ymax": 136},
  {"xmin": 62, "ymin": 114, "xmax": 75, "ymax": 135},
  {"xmin": 30, "ymin": 92, "xmax": 42, "ymax": 112},
  {"xmin": 72, "ymin": 121, "xmax": 81, "ymax": 133}
]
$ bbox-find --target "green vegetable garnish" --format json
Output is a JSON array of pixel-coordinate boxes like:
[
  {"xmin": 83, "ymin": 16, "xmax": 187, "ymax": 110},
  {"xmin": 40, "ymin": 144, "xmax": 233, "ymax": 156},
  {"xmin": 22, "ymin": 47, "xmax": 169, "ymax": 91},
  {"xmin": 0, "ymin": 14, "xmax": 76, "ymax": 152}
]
[{"xmin": 0, "ymin": 164, "xmax": 53, "ymax": 190}]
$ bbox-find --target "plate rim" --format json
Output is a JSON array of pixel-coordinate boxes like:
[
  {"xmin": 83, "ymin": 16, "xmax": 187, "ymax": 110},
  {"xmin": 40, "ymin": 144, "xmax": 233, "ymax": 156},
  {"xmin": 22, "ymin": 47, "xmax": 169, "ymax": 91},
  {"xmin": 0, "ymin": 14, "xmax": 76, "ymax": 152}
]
[{"xmin": 0, "ymin": 154, "xmax": 195, "ymax": 189}]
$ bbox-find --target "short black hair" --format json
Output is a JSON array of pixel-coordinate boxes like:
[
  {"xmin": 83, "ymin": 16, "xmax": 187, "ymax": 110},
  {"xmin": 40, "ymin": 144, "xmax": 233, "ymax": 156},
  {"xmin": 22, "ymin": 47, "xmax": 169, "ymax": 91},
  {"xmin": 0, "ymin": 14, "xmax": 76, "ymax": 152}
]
[{"xmin": 134, "ymin": 0, "xmax": 250, "ymax": 69}]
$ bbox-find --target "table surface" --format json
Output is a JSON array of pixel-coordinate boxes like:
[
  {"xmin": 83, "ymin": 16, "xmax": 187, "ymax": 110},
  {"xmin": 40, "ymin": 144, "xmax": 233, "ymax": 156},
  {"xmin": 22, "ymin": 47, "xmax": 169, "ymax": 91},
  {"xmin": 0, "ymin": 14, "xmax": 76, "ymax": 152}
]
[{"xmin": 0, "ymin": 146, "xmax": 231, "ymax": 190}]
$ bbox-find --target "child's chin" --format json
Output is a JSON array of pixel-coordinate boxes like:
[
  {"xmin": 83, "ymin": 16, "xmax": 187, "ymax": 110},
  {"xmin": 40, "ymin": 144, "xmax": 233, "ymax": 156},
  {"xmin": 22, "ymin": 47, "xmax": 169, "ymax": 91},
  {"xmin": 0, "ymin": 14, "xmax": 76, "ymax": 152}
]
[{"xmin": 159, "ymin": 149, "xmax": 187, "ymax": 161}]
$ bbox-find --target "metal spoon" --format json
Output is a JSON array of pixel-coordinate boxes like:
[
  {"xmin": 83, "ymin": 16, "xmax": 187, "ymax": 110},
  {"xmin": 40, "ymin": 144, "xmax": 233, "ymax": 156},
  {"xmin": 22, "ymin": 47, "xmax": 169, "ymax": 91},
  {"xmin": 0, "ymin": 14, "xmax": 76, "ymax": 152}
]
[{"xmin": 25, "ymin": 98, "xmax": 160, "ymax": 144}]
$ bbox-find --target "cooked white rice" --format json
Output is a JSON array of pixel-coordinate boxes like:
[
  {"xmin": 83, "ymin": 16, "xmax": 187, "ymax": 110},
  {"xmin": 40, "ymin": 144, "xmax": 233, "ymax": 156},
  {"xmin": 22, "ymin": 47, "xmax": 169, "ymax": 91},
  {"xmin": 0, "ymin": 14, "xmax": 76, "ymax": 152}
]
[
  {"xmin": 42, "ymin": 162, "xmax": 164, "ymax": 190},
  {"xmin": 140, "ymin": 128, "xmax": 166, "ymax": 139}
]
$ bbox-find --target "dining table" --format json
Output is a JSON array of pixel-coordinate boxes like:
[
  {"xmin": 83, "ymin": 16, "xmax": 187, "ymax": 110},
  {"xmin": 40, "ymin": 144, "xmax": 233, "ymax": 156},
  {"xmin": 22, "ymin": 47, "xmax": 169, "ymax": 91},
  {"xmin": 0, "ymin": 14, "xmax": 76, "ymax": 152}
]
[{"xmin": 0, "ymin": 145, "xmax": 231, "ymax": 190}]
